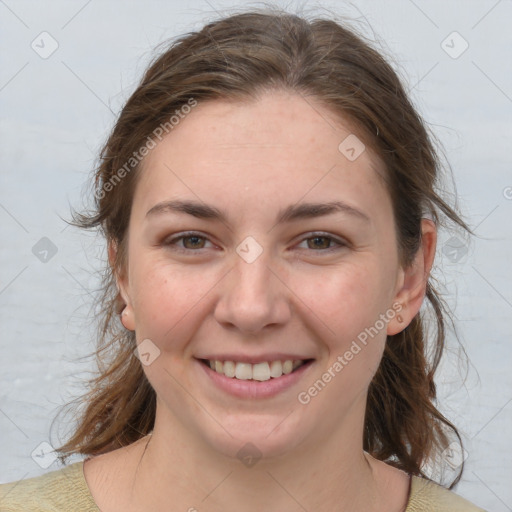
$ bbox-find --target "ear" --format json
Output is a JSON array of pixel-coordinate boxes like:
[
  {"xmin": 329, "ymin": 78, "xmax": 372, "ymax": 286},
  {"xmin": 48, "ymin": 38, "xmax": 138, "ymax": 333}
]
[
  {"xmin": 108, "ymin": 239, "xmax": 135, "ymax": 331},
  {"xmin": 387, "ymin": 219, "xmax": 437, "ymax": 335}
]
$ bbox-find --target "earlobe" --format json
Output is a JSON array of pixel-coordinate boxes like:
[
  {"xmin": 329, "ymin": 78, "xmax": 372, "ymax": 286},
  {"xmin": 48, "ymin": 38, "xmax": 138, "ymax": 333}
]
[
  {"xmin": 387, "ymin": 301, "xmax": 406, "ymax": 336},
  {"xmin": 387, "ymin": 219, "xmax": 437, "ymax": 335},
  {"xmin": 120, "ymin": 306, "xmax": 136, "ymax": 331},
  {"xmin": 108, "ymin": 239, "xmax": 135, "ymax": 331}
]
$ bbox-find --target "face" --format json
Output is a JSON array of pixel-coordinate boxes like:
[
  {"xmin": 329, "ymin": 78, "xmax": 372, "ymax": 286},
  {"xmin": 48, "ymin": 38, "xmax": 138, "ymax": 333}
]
[{"xmin": 117, "ymin": 91, "xmax": 412, "ymax": 460}]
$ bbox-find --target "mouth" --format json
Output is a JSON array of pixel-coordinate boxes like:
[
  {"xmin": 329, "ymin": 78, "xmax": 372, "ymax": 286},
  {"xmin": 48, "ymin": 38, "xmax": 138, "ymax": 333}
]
[
  {"xmin": 198, "ymin": 358, "xmax": 314, "ymax": 381},
  {"xmin": 194, "ymin": 354, "xmax": 315, "ymax": 399}
]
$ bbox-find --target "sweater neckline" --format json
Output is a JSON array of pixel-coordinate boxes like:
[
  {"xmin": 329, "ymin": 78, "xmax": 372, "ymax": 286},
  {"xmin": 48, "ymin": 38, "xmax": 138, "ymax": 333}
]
[{"xmin": 75, "ymin": 458, "xmax": 420, "ymax": 511}]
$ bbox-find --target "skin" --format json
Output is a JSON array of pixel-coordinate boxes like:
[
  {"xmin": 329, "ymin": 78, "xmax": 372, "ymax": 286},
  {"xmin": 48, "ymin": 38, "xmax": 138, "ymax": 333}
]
[{"xmin": 83, "ymin": 90, "xmax": 437, "ymax": 512}]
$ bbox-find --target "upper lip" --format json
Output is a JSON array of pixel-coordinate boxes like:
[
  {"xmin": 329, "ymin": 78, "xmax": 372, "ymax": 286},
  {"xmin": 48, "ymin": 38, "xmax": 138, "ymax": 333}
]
[{"xmin": 196, "ymin": 354, "xmax": 314, "ymax": 364}]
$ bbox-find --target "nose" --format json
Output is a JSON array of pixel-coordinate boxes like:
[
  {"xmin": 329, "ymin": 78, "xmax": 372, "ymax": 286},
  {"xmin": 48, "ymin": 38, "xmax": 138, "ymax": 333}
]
[{"xmin": 213, "ymin": 253, "xmax": 291, "ymax": 334}]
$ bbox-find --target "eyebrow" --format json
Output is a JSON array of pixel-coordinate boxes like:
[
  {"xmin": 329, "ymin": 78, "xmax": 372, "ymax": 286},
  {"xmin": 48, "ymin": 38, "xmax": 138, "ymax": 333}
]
[{"xmin": 145, "ymin": 199, "xmax": 370, "ymax": 225}]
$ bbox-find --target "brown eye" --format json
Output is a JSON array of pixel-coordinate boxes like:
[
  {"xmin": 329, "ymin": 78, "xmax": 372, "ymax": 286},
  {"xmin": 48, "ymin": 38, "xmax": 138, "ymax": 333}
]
[
  {"xmin": 182, "ymin": 235, "xmax": 206, "ymax": 249},
  {"xmin": 307, "ymin": 236, "xmax": 333, "ymax": 250},
  {"xmin": 163, "ymin": 232, "xmax": 213, "ymax": 252},
  {"xmin": 296, "ymin": 233, "xmax": 346, "ymax": 253}
]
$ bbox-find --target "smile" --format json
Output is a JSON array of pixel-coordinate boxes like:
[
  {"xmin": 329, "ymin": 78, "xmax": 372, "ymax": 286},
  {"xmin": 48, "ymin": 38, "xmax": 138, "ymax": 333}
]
[
  {"xmin": 196, "ymin": 357, "xmax": 315, "ymax": 399},
  {"xmin": 200, "ymin": 359, "xmax": 310, "ymax": 380}
]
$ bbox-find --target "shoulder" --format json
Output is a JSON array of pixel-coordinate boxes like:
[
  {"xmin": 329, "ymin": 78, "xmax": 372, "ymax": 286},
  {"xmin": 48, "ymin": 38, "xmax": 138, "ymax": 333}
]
[
  {"xmin": 407, "ymin": 475, "xmax": 488, "ymax": 512},
  {"xmin": 0, "ymin": 461, "xmax": 99, "ymax": 512}
]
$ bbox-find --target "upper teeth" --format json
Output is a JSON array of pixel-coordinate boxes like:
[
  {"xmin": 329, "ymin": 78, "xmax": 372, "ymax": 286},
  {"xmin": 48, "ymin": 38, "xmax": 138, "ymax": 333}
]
[{"xmin": 207, "ymin": 360, "xmax": 304, "ymax": 381}]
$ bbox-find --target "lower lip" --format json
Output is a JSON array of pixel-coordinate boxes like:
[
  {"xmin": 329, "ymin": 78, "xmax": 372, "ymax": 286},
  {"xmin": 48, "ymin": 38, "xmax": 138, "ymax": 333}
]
[{"xmin": 196, "ymin": 359, "xmax": 314, "ymax": 399}]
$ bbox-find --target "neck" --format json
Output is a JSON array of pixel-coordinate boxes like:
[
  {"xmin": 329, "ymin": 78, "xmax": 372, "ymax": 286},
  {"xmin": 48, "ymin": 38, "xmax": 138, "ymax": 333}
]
[{"xmin": 126, "ymin": 400, "xmax": 389, "ymax": 512}]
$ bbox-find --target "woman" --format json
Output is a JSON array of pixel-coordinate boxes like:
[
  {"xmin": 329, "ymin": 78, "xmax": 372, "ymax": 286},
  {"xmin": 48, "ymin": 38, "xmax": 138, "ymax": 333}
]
[{"xmin": 0, "ymin": 7, "xmax": 487, "ymax": 511}]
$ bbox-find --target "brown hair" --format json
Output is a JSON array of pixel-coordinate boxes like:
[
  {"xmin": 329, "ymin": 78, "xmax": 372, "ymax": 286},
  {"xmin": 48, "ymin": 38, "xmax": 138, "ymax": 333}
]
[{"xmin": 55, "ymin": 6, "xmax": 472, "ymax": 488}]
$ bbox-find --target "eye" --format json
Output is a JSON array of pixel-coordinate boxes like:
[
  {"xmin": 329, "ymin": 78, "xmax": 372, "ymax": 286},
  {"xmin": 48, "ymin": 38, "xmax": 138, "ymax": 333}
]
[
  {"xmin": 297, "ymin": 233, "xmax": 346, "ymax": 252},
  {"xmin": 163, "ymin": 232, "xmax": 213, "ymax": 252},
  {"xmin": 162, "ymin": 231, "xmax": 346, "ymax": 255}
]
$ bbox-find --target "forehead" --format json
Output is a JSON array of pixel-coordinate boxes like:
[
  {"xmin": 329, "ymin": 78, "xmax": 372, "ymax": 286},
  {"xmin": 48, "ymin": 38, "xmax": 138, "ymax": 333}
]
[{"xmin": 133, "ymin": 91, "xmax": 391, "ymax": 225}]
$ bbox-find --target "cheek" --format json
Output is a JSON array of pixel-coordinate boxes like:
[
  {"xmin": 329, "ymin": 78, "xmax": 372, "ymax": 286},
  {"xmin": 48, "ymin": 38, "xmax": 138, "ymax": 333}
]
[
  {"xmin": 130, "ymin": 257, "xmax": 218, "ymax": 350},
  {"xmin": 293, "ymin": 267, "xmax": 389, "ymax": 410},
  {"xmin": 290, "ymin": 260, "xmax": 392, "ymax": 387},
  {"xmin": 295, "ymin": 261, "xmax": 388, "ymax": 340}
]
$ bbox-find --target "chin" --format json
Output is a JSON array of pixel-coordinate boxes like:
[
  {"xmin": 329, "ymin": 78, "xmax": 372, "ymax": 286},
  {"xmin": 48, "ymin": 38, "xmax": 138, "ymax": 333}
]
[{"xmin": 196, "ymin": 410, "xmax": 310, "ymax": 463}]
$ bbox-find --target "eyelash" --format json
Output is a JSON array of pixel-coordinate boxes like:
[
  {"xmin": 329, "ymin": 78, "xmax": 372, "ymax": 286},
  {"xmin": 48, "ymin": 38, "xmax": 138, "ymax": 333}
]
[{"xmin": 163, "ymin": 231, "xmax": 347, "ymax": 254}]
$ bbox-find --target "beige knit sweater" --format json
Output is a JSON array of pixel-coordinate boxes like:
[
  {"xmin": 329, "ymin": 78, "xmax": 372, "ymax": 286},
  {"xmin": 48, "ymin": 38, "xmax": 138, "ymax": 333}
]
[{"xmin": 0, "ymin": 461, "xmax": 487, "ymax": 511}]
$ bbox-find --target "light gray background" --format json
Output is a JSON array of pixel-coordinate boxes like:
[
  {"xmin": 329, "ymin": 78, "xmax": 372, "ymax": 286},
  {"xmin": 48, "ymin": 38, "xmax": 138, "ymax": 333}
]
[{"xmin": 0, "ymin": 1, "xmax": 511, "ymax": 510}]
